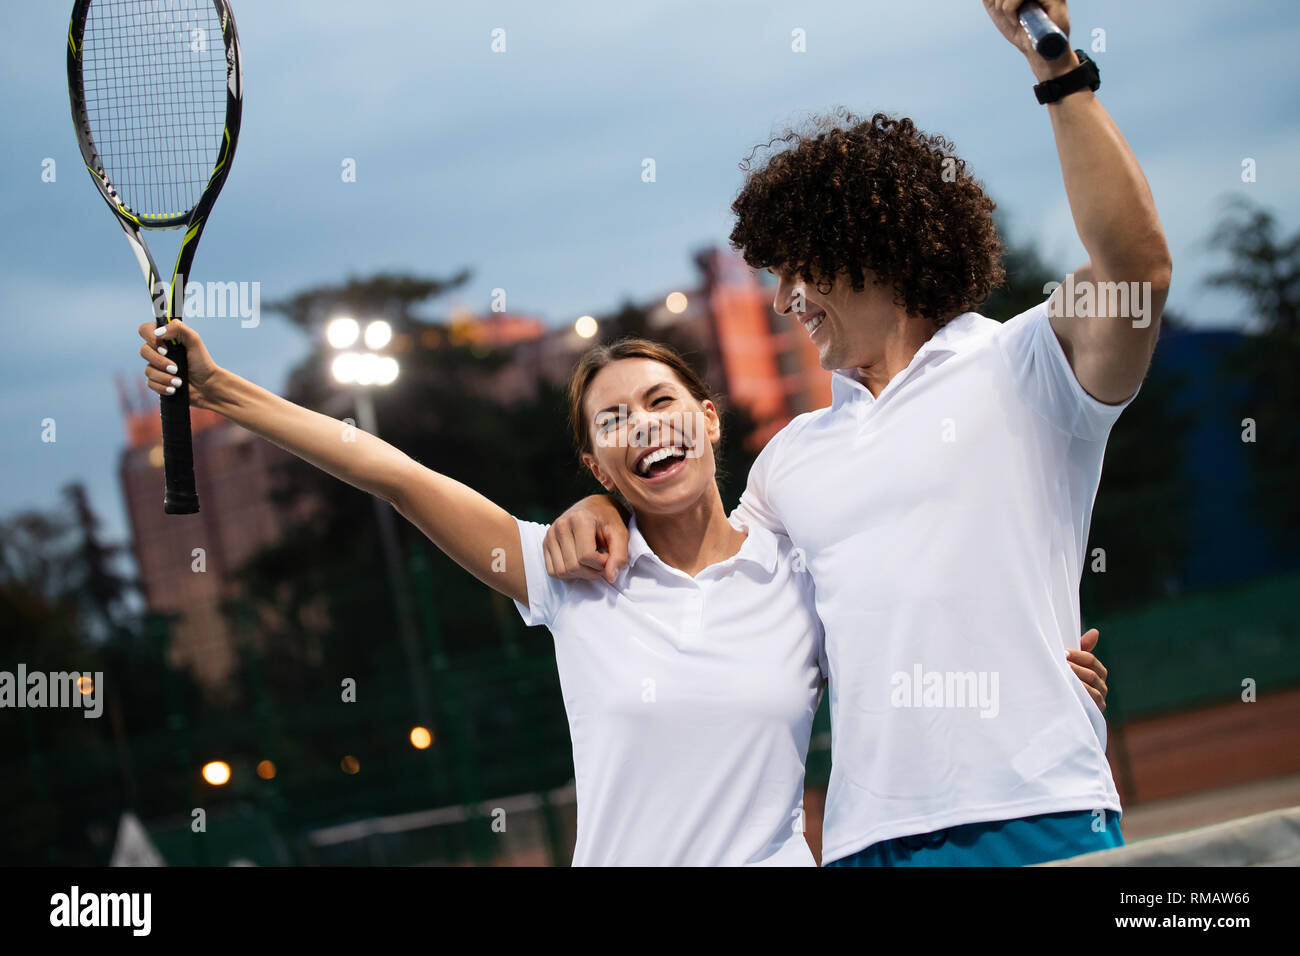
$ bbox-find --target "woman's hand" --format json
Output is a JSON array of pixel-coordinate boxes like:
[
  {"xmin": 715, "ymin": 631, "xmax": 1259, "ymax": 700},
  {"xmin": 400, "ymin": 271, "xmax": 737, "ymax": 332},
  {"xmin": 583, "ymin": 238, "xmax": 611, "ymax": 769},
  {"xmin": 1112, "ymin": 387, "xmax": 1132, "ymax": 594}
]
[
  {"xmin": 138, "ymin": 320, "xmax": 223, "ymax": 410},
  {"xmin": 1069, "ymin": 627, "xmax": 1109, "ymax": 712}
]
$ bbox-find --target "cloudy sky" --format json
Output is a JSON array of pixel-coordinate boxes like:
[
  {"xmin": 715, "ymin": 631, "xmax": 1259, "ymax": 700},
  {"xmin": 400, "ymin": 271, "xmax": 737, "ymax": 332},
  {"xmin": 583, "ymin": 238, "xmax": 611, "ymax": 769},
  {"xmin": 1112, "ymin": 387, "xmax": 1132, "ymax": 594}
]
[{"xmin": 2, "ymin": 0, "xmax": 1297, "ymax": 549}]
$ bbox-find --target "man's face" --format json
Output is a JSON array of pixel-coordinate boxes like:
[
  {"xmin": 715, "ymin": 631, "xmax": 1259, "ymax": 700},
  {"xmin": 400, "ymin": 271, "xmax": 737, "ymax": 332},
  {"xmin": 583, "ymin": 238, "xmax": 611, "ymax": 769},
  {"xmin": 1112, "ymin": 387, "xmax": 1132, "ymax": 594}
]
[{"xmin": 769, "ymin": 265, "xmax": 897, "ymax": 371}]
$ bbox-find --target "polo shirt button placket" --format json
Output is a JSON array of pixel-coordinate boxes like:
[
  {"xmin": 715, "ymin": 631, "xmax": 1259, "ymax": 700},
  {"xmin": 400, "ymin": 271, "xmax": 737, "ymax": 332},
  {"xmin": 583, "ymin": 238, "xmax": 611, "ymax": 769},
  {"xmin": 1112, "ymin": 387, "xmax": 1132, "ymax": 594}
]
[
  {"xmin": 681, "ymin": 586, "xmax": 704, "ymax": 638},
  {"xmin": 852, "ymin": 396, "xmax": 873, "ymax": 445}
]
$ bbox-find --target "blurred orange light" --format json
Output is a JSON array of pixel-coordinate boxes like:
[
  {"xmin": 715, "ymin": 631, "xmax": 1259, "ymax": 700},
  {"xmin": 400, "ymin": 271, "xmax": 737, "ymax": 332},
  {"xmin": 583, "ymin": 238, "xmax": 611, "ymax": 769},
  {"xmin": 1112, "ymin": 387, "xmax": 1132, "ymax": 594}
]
[
  {"xmin": 202, "ymin": 761, "xmax": 231, "ymax": 786},
  {"xmin": 77, "ymin": 676, "xmax": 94, "ymax": 696},
  {"xmin": 341, "ymin": 755, "xmax": 360, "ymax": 775},
  {"xmin": 256, "ymin": 760, "xmax": 276, "ymax": 780},
  {"xmin": 410, "ymin": 727, "xmax": 433, "ymax": 750}
]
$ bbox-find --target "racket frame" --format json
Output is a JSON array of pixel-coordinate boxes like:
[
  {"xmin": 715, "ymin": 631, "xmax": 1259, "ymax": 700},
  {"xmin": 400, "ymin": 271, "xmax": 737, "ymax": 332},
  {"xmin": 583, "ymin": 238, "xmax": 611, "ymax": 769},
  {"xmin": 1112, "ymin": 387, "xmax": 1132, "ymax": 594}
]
[{"xmin": 67, "ymin": 0, "xmax": 244, "ymax": 514}]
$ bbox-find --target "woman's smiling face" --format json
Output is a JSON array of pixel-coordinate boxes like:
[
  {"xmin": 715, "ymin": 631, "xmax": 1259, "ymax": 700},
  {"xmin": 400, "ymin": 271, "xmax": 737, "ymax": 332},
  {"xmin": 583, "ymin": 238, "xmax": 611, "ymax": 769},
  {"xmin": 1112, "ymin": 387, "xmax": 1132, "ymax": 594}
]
[{"xmin": 581, "ymin": 357, "xmax": 721, "ymax": 516}]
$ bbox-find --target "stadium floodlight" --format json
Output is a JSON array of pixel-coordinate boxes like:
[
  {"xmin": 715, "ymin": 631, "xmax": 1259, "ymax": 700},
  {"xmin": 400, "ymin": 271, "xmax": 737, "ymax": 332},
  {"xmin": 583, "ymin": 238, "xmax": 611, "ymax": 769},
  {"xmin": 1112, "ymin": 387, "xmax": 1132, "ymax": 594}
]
[
  {"xmin": 328, "ymin": 325, "xmax": 399, "ymax": 389},
  {"xmin": 331, "ymin": 351, "xmax": 361, "ymax": 385},
  {"xmin": 364, "ymin": 319, "xmax": 393, "ymax": 350},
  {"xmin": 376, "ymin": 356, "xmax": 400, "ymax": 386},
  {"xmin": 326, "ymin": 316, "xmax": 360, "ymax": 349}
]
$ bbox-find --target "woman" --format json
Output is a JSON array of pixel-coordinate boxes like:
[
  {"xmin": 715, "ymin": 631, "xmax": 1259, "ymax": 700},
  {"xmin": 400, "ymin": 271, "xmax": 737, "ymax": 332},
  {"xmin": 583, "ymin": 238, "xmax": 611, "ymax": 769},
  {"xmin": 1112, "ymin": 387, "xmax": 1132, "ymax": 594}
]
[{"xmin": 137, "ymin": 321, "xmax": 1107, "ymax": 865}]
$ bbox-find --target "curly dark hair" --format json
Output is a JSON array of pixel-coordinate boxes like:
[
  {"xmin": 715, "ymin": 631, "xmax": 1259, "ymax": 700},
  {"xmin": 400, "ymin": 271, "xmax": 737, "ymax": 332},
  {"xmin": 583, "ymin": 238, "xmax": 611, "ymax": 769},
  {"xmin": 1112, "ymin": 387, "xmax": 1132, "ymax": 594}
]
[{"xmin": 728, "ymin": 108, "xmax": 1005, "ymax": 327}]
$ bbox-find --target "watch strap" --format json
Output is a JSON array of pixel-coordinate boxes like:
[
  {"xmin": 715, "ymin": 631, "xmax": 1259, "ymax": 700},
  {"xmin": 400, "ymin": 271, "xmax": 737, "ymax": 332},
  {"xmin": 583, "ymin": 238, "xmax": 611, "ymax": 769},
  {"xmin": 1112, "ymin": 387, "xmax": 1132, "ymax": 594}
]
[{"xmin": 1034, "ymin": 50, "xmax": 1100, "ymax": 105}]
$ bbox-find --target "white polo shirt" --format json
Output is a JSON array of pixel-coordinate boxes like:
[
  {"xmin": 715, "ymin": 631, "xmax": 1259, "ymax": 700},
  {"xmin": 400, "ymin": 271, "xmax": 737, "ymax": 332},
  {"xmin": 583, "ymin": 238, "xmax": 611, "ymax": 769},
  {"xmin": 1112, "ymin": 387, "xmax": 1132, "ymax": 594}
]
[
  {"xmin": 513, "ymin": 513, "xmax": 826, "ymax": 866},
  {"xmin": 734, "ymin": 298, "xmax": 1127, "ymax": 864}
]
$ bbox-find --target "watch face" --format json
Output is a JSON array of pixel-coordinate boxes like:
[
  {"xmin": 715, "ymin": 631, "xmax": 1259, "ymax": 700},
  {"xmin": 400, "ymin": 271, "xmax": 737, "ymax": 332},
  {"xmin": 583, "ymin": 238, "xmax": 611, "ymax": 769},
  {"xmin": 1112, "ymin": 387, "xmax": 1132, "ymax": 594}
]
[{"xmin": 1072, "ymin": 50, "xmax": 1099, "ymax": 86}]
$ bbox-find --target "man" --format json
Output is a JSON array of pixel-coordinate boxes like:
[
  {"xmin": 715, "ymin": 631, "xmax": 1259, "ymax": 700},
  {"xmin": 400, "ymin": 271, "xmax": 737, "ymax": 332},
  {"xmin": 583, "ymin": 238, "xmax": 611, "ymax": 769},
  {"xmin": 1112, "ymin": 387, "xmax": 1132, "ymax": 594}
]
[{"xmin": 544, "ymin": 0, "xmax": 1169, "ymax": 865}]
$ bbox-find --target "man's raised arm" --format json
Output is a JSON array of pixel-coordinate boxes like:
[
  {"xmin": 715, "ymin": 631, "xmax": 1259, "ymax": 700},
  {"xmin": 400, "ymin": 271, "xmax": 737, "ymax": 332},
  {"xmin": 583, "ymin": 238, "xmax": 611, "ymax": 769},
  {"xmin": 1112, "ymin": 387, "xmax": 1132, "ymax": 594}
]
[{"xmin": 985, "ymin": 0, "xmax": 1172, "ymax": 404}]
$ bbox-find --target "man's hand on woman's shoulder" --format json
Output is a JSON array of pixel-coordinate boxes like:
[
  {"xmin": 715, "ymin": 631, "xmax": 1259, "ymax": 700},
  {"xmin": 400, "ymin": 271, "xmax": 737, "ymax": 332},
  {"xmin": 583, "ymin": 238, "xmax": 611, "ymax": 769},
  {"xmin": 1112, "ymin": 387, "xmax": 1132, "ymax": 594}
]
[{"xmin": 543, "ymin": 495, "xmax": 630, "ymax": 583}]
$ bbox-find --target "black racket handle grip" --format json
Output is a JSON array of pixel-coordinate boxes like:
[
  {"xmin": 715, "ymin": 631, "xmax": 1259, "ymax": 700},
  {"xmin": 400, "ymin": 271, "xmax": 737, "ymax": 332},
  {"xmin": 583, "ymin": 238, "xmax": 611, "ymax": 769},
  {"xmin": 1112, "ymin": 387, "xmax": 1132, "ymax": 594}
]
[
  {"xmin": 159, "ymin": 334, "xmax": 200, "ymax": 514},
  {"xmin": 1018, "ymin": 1, "xmax": 1069, "ymax": 60}
]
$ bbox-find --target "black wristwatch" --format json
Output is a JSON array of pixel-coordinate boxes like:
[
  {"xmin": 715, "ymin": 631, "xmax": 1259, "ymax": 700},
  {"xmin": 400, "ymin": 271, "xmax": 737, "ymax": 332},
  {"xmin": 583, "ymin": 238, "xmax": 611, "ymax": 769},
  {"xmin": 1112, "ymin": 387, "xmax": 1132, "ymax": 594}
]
[{"xmin": 1033, "ymin": 49, "xmax": 1100, "ymax": 105}]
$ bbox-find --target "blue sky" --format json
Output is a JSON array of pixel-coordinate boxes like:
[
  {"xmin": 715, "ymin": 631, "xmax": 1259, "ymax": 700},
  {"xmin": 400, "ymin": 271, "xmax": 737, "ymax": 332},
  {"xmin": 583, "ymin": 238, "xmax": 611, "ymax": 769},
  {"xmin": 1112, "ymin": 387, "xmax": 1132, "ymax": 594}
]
[{"xmin": 2, "ymin": 0, "xmax": 1298, "ymax": 550}]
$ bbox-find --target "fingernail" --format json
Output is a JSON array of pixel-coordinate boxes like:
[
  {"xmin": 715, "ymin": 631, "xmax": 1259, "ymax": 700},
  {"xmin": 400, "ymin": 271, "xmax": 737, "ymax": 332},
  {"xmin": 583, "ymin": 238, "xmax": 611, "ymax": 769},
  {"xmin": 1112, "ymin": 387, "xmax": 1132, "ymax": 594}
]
[
  {"xmin": 165, "ymin": 386, "xmax": 176, "ymax": 395},
  {"xmin": 170, "ymin": 377, "xmax": 182, "ymax": 387},
  {"xmin": 166, "ymin": 364, "xmax": 178, "ymax": 374},
  {"xmin": 158, "ymin": 346, "xmax": 167, "ymax": 356},
  {"xmin": 154, "ymin": 326, "xmax": 167, "ymax": 336}
]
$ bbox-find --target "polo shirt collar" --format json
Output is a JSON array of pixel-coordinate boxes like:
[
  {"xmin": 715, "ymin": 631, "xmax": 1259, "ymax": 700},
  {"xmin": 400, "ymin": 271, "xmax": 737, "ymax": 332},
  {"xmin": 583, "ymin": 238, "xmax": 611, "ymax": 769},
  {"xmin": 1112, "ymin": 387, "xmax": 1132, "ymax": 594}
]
[
  {"xmin": 830, "ymin": 311, "xmax": 979, "ymax": 409},
  {"xmin": 625, "ymin": 515, "xmax": 656, "ymax": 569},
  {"xmin": 624, "ymin": 513, "xmax": 780, "ymax": 577}
]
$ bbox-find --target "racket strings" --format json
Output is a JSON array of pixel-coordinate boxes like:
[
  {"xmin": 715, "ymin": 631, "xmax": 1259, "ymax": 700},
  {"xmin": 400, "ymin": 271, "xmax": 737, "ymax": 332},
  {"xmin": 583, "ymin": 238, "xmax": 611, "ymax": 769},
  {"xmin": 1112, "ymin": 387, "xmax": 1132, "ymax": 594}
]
[{"xmin": 80, "ymin": 0, "xmax": 227, "ymax": 222}]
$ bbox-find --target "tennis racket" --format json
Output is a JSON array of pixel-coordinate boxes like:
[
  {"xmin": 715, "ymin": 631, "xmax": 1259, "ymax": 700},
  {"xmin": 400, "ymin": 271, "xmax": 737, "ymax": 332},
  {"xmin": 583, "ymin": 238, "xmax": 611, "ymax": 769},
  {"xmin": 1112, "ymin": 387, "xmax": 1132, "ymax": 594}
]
[{"xmin": 67, "ymin": 0, "xmax": 243, "ymax": 514}]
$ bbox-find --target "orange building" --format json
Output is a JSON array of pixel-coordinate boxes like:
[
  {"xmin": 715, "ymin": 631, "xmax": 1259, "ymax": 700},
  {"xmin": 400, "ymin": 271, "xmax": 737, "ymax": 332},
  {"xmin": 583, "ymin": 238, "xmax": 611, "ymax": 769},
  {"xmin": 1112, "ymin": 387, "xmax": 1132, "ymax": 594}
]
[
  {"xmin": 693, "ymin": 246, "xmax": 831, "ymax": 447},
  {"xmin": 645, "ymin": 246, "xmax": 832, "ymax": 448}
]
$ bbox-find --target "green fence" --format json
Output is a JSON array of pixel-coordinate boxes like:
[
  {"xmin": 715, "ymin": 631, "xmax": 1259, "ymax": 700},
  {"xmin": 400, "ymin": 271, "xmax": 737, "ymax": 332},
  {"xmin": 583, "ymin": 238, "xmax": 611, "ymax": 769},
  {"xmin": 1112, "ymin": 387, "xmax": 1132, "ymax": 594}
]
[{"xmin": 1090, "ymin": 570, "xmax": 1300, "ymax": 723}]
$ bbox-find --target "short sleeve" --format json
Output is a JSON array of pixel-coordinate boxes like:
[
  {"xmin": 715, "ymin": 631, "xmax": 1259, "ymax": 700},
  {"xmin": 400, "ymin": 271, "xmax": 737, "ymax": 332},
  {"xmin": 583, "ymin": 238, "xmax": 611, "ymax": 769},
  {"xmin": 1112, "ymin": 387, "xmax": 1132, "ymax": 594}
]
[
  {"xmin": 997, "ymin": 297, "xmax": 1139, "ymax": 442},
  {"xmin": 730, "ymin": 430, "xmax": 790, "ymax": 536},
  {"xmin": 513, "ymin": 518, "xmax": 568, "ymax": 629}
]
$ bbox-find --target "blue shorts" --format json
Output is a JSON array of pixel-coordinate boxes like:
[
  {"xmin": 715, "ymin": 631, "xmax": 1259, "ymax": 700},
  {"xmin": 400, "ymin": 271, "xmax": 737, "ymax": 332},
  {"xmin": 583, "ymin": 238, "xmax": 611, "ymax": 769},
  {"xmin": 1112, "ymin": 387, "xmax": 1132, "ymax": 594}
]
[{"xmin": 824, "ymin": 809, "xmax": 1124, "ymax": 867}]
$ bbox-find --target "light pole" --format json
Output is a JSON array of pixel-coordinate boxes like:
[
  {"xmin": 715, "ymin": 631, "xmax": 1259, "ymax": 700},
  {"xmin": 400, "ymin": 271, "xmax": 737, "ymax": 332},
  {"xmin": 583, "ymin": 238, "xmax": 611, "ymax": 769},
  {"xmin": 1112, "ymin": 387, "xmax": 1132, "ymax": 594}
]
[{"xmin": 325, "ymin": 317, "xmax": 432, "ymax": 733}]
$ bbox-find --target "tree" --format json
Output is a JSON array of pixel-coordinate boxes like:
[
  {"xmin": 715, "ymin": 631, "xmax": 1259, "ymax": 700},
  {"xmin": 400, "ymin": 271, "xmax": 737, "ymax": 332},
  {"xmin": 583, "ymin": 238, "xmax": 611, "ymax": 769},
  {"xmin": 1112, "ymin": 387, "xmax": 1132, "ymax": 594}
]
[
  {"xmin": 268, "ymin": 272, "xmax": 472, "ymax": 333},
  {"xmin": 0, "ymin": 489, "xmax": 200, "ymax": 864},
  {"xmin": 62, "ymin": 483, "xmax": 134, "ymax": 642},
  {"xmin": 1205, "ymin": 196, "xmax": 1300, "ymax": 334}
]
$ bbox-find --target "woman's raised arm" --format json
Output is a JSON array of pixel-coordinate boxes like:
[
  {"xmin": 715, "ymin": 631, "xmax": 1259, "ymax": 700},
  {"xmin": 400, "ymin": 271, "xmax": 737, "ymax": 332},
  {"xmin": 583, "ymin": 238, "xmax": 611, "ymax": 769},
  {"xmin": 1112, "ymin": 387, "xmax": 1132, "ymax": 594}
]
[{"xmin": 141, "ymin": 321, "xmax": 527, "ymax": 604}]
